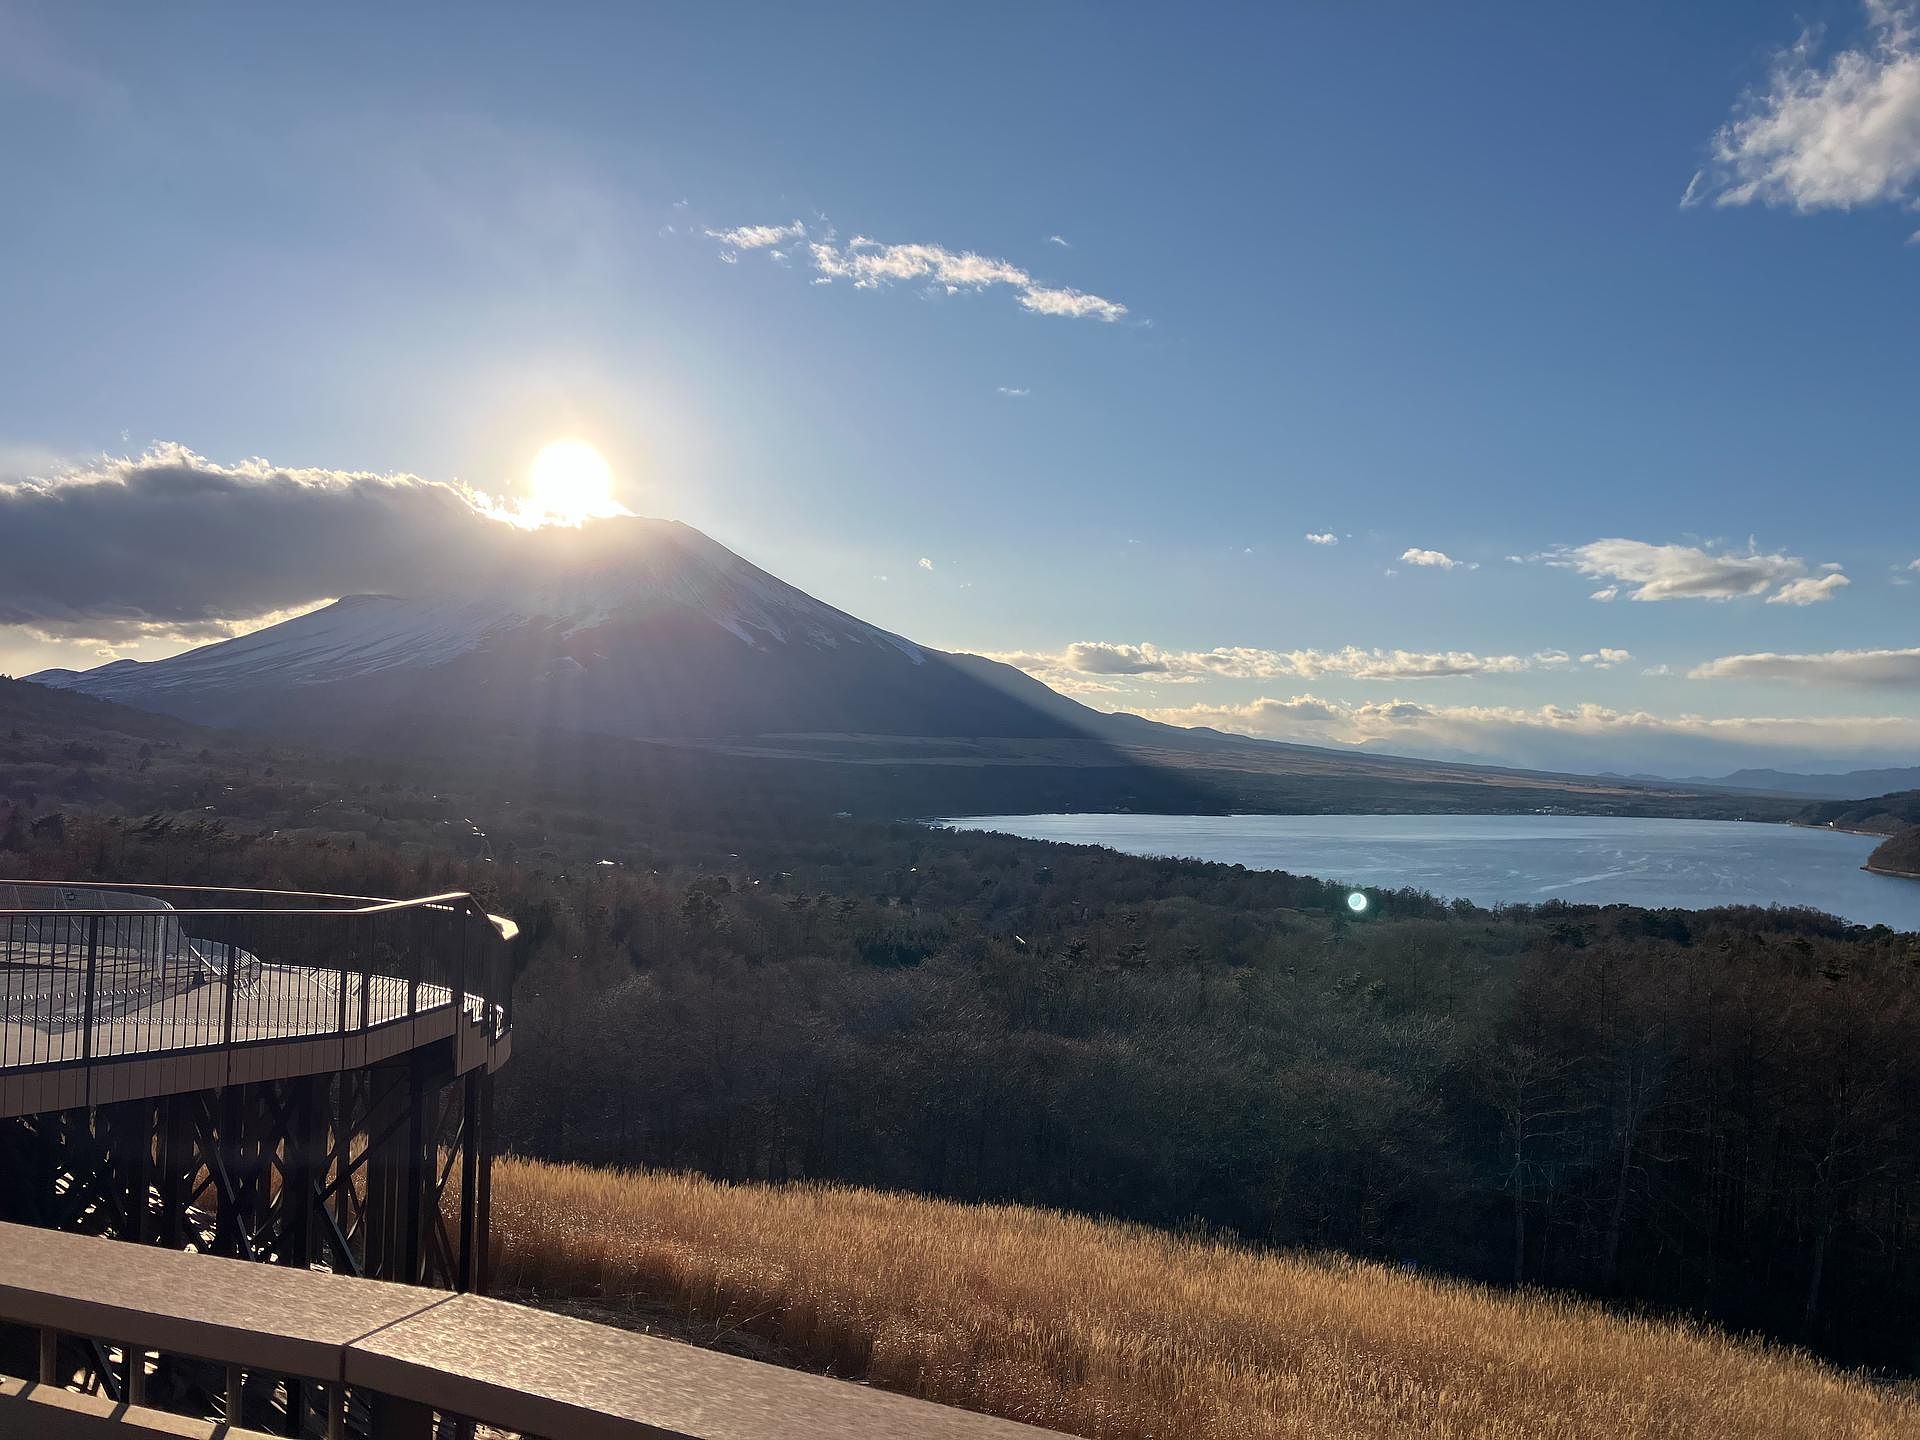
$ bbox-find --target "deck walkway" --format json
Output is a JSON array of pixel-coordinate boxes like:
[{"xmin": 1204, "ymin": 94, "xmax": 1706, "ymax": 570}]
[{"xmin": 1, "ymin": 885, "xmax": 511, "ymax": 1118}]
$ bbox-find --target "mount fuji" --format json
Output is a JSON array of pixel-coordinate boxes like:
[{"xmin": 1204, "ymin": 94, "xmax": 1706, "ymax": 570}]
[{"xmin": 28, "ymin": 517, "xmax": 1100, "ymax": 744}]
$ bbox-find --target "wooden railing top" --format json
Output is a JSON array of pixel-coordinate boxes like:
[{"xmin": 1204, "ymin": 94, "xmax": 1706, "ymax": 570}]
[{"xmin": 0, "ymin": 1224, "xmax": 1067, "ymax": 1440}]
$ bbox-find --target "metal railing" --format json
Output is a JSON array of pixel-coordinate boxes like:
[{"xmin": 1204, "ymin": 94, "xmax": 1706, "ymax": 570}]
[{"xmin": 0, "ymin": 882, "xmax": 513, "ymax": 1075}]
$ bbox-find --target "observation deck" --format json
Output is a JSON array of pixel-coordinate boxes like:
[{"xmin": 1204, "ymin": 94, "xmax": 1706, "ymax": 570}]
[{"xmin": 0, "ymin": 883, "xmax": 512, "ymax": 1120}]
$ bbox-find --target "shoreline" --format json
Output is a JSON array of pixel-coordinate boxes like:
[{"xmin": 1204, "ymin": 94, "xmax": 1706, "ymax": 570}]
[
  {"xmin": 1786, "ymin": 819, "xmax": 1896, "ymax": 840},
  {"xmin": 1865, "ymin": 862, "xmax": 1920, "ymax": 882}
]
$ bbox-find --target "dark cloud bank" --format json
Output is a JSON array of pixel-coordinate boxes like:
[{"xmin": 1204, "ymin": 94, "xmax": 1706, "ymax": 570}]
[{"xmin": 0, "ymin": 445, "xmax": 527, "ymax": 644}]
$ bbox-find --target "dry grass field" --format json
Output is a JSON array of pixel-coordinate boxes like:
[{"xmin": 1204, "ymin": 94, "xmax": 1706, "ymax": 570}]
[{"xmin": 486, "ymin": 1157, "xmax": 1919, "ymax": 1440}]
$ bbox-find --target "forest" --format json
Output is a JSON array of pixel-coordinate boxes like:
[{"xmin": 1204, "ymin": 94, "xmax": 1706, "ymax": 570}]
[{"xmin": 3, "ymin": 677, "xmax": 1920, "ymax": 1371}]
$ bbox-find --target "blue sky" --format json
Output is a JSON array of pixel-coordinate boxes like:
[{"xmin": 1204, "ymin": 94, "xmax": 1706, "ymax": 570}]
[{"xmin": 2, "ymin": 1, "xmax": 1917, "ymax": 774}]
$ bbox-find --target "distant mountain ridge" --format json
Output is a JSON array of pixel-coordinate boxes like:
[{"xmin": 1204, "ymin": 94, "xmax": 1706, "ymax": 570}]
[{"xmin": 1623, "ymin": 767, "xmax": 1920, "ymax": 801}]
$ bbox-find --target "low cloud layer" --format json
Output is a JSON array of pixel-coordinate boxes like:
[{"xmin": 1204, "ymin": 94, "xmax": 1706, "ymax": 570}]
[
  {"xmin": 1686, "ymin": 1, "xmax": 1920, "ymax": 221},
  {"xmin": 707, "ymin": 219, "xmax": 1128, "ymax": 321},
  {"xmin": 1138, "ymin": 693, "xmax": 1920, "ymax": 775},
  {"xmin": 1557, "ymin": 538, "xmax": 1843, "ymax": 604},
  {"xmin": 1690, "ymin": 646, "xmax": 1920, "ymax": 687},
  {"xmin": 989, "ymin": 641, "xmax": 1628, "ymax": 689},
  {"xmin": 0, "ymin": 444, "xmax": 536, "ymax": 647}
]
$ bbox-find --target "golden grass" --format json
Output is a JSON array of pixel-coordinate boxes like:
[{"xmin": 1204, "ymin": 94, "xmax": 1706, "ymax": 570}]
[{"xmin": 487, "ymin": 1157, "xmax": 1918, "ymax": 1440}]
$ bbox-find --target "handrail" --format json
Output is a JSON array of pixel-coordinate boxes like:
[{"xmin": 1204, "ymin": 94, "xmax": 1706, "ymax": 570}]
[
  {"xmin": 0, "ymin": 879, "xmax": 406, "ymax": 904},
  {"xmin": 0, "ymin": 889, "xmax": 486, "ymax": 920},
  {"xmin": 0, "ymin": 1223, "xmax": 1063, "ymax": 1440}
]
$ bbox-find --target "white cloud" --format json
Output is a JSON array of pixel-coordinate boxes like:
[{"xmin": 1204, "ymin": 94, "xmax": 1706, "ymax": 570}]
[
  {"xmin": 1581, "ymin": 649, "xmax": 1633, "ymax": 669},
  {"xmin": 1766, "ymin": 572, "xmax": 1852, "ymax": 605},
  {"xmin": 1400, "ymin": 548, "xmax": 1475, "ymax": 570},
  {"xmin": 1059, "ymin": 641, "xmax": 1174, "ymax": 675},
  {"xmin": 1305, "ymin": 532, "xmax": 1339, "ymax": 546},
  {"xmin": 705, "ymin": 220, "xmax": 807, "ymax": 251},
  {"xmin": 996, "ymin": 386, "xmax": 1030, "ymax": 398},
  {"xmin": 1590, "ymin": 586, "xmax": 1620, "ymax": 602},
  {"xmin": 1047, "ymin": 234, "xmax": 1071, "ymax": 247},
  {"xmin": 1558, "ymin": 538, "xmax": 1811, "ymax": 602},
  {"xmin": 705, "ymin": 222, "xmax": 1129, "ymax": 322},
  {"xmin": 1687, "ymin": 2, "xmax": 1920, "ymax": 216},
  {"xmin": 1909, "ymin": 557, "xmax": 1920, "ymax": 570},
  {"xmin": 1690, "ymin": 647, "xmax": 1920, "ymax": 687},
  {"xmin": 918, "ymin": 556, "xmax": 934, "ymax": 571},
  {"xmin": 1014, "ymin": 284, "xmax": 1129, "ymax": 321}
]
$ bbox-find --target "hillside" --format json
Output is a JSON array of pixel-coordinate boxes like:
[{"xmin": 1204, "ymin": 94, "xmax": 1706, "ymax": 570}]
[
  {"xmin": 1869, "ymin": 828, "xmax": 1920, "ymax": 879},
  {"xmin": 489, "ymin": 1161, "xmax": 1920, "ymax": 1440},
  {"xmin": 1796, "ymin": 790, "xmax": 1920, "ymax": 837}
]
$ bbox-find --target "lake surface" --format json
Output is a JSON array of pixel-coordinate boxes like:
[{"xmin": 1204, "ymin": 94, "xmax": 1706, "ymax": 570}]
[{"xmin": 939, "ymin": 813, "xmax": 1920, "ymax": 930}]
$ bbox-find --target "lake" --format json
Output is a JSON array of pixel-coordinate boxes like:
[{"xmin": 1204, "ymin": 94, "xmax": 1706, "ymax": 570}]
[{"xmin": 938, "ymin": 813, "xmax": 1920, "ymax": 930}]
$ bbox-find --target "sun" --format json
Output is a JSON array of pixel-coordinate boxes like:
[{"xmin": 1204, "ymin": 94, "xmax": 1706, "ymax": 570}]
[{"xmin": 526, "ymin": 439, "xmax": 619, "ymax": 526}]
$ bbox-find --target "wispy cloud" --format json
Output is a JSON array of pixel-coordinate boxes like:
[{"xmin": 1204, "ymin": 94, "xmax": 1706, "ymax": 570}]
[
  {"xmin": 1046, "ymin": 234, "xmax": 1072, "ymax": 247},
  {"xmin": 1690, "ymin": 647, "xmax": 1920, "ymax": 687},
  {"xmin": 705, "ymin": 220, "xmax": 808, "ymax": 253},
  {"xmin": 708, "ymin": 219, "xmax": 1129, "ymax": 322},
  {"xmin": 1400, "ymin": 548, "xmax": 1476, "ymax": 571},
  {"xmin": 1686, "ymin": 1, "xmax": 1920, "ymax": 220},
  {"xmin": 918, "ymin": 556, "xmax": 934, "ymax": 571},
  {"xmin": 1305, "ymin": 532, "xmax": 1339, "ymax": 546},
  {"xmin": 1555, "ymin": 538, "xmax": 1833, "ymax": 603},
  {"xmin": 996, "ymin": 385, "xmax": 1031, "ymax": 398}
]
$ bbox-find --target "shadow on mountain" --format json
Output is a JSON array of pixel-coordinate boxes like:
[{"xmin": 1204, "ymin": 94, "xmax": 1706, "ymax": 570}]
[{"xmin": 103, "ymin": 619, "xmax": 1236, "ymax": 824}]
